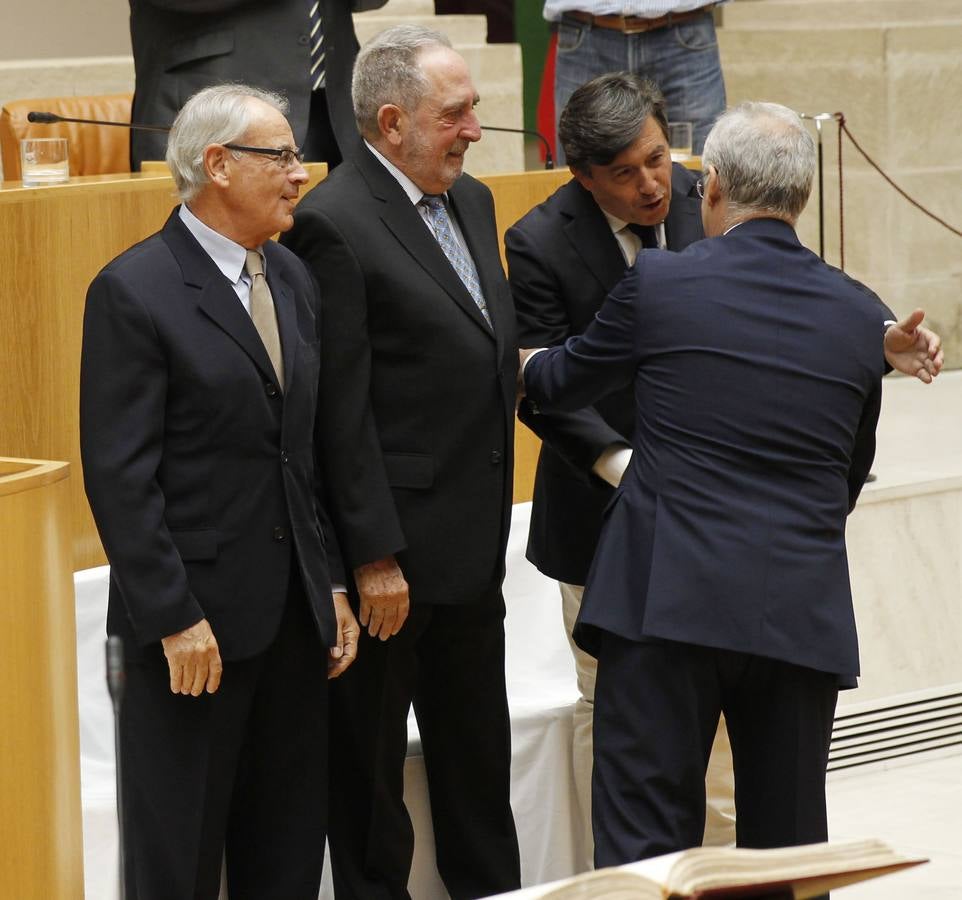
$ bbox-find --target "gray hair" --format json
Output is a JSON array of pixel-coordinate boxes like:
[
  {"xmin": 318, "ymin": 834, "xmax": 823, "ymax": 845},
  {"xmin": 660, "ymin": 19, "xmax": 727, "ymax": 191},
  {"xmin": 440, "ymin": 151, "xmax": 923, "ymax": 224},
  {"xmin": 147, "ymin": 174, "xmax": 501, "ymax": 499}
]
[
  {"xmin": 559, "ymin": 72, "xmax": 669, "ymax": 174},
  {"xmin": 701, "ymin": 101, "xmax": 816, "ymax": 221},
  {"xmin": 165, "ymin": 83, "xmax": 289, "ymax": 202},
  {"xmin": 352, "ymin": 24, "xmax": 453, "ymax": 139}
]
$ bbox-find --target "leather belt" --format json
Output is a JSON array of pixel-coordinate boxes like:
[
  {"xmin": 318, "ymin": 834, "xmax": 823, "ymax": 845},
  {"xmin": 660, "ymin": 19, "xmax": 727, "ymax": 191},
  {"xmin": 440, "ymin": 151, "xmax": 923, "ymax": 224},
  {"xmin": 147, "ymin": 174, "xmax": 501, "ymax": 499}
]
[{"xmin": 564, "ymin": 4, "xmax": 716, "ymax": 35}]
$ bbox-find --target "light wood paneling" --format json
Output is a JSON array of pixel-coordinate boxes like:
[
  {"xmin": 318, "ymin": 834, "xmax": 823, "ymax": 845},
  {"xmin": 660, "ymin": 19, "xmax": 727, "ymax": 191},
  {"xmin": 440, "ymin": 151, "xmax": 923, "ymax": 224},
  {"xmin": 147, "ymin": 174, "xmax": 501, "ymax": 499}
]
[{"xmin": 0, "ymin": 458, "xmax": 82, "ymax": 899}]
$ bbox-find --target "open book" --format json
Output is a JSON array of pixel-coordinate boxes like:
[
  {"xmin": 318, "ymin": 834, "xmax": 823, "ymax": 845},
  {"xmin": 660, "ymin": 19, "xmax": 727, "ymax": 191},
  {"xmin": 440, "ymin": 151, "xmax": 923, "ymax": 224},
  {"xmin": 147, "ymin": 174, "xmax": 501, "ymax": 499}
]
[{"xmin": 535, "ymin": 838, "xmax": 925, "ymax": 899}]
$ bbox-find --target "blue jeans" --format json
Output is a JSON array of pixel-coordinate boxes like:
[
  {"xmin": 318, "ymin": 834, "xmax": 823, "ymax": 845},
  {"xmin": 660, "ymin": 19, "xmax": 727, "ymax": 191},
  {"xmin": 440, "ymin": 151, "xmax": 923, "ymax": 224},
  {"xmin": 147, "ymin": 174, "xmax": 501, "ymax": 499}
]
[{"xmin": 554, "ymin": 12, "xmax": 726, "ymax": 161}]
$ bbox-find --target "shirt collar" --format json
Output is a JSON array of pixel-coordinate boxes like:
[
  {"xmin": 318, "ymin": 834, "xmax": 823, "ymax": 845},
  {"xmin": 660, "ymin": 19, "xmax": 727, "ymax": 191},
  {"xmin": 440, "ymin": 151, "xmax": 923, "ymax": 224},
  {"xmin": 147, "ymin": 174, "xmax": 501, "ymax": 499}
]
[
  {"xmin": 178, "ymin": 202, "xmax": 255, "ymax": 284},
  {"xmin": 364, "ymin": 139, "xmax": 450, "ymax": 206}
]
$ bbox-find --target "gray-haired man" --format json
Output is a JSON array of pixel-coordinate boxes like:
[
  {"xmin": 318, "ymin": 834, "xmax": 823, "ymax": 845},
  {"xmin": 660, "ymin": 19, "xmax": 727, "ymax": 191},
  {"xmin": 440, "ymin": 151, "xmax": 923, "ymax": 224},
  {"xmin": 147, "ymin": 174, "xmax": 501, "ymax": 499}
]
[
  {"xmin": 282, "ymin": 24, "xmax": 521, "ymax": 900},
  {"xmin": 520, "ymin": 101, "xmax": 940, "ymax": 869},
  {"xmin": 81, "ymin": 84, "xmax": 358, "ymax": 900}
]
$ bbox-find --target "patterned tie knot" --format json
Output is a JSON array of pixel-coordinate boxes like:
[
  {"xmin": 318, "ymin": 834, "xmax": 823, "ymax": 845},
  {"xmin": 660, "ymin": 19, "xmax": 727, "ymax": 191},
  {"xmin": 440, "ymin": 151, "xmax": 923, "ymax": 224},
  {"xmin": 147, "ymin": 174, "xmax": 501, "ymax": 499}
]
[{"xmin": 420, "ymin": 194, "xmax": 445, "ymax": 213}]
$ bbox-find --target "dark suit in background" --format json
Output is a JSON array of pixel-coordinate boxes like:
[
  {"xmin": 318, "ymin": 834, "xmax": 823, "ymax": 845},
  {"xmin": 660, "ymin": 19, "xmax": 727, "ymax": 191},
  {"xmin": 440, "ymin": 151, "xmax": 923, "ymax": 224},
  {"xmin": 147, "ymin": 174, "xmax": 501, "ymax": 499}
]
[
  {"xmin": 282, "ymin": 141, "xmax": 521, "ymax": 898},
  {"xmin": 128, "ymin": 0, "xmax": 386, "ymax": 169},
  {"xmin": 524, "ymin": 217, "xmax": 888, "ymax": 866}
]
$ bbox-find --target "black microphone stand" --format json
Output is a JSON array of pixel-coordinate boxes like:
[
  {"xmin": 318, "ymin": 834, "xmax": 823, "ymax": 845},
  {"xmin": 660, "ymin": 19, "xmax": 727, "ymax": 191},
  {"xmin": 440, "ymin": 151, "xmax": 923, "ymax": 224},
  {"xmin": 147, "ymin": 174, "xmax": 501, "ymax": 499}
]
[
  {"xmin": 105, "ymin": 636, "xmax": 127, "ymax": 900},
  {"xmin": 27, "ymin": 110, "xmax": 170, "ymax": 133},
  {"xmin": 482, "ymin": 124, "xmax": 555, "ymax": 169}
]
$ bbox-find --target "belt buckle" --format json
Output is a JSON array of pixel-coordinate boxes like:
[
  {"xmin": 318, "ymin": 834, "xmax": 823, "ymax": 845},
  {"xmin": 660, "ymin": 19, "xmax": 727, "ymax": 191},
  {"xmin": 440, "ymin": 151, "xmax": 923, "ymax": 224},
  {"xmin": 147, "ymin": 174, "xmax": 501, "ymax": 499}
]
[{"xmin": 621, "ymin": 16, "xmax": 652, "ymax": 34}]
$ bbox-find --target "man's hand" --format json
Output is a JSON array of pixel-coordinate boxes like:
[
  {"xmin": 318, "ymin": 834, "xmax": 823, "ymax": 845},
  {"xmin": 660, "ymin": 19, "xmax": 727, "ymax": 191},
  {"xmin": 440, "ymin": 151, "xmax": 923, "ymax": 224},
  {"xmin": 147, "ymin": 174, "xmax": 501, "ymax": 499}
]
[
  {"xmin": 884, "ymin": 309, "xmax": 943, "ymax": 384},
  {"xmin": 328, "ymin": 591, "xmax": 360, "ymax": 679},
  {"xmin": 161, "ymin": 618, "xmax": 222, "ymax": 696},
  {"xmin": 354, "ymin": 555, "xmax": 410, "ymax": 640}
]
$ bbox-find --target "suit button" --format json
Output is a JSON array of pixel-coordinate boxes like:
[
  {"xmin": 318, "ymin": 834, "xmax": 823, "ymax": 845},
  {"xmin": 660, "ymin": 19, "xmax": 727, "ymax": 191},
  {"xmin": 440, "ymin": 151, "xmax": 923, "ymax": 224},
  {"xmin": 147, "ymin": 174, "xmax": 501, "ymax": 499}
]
[
  {"xmin": 297, "ymin": 34, "xmax": 309, "ymax": 45},
  {"xmin": 265, "ymin": 381, "xmax": 279, "ymax": 397},
  {"xmin": 281, "ymin": 450, "xmax": 289, "ymax": 464},
  {"xmin": 273, "ymin": 526, "xmax": 287, "ymax": 542},
  {"xmin": 490, "ymin": 450, "xmax": 503, "ymax": 465}
]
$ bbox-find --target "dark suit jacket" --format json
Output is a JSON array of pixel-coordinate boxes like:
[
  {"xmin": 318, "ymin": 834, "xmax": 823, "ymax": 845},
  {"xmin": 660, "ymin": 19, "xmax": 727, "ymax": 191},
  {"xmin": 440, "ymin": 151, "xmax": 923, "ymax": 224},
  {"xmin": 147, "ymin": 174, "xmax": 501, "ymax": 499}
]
[
  {"xmin": 281, "ymin": 144, "xmax": 518, "ymax": 606},
  {"xmin": 80, "ymin": 210, "xmax": 342, "ymax": 660},
  {"xmin": 524, "ymin": 218, "xmax": 888, "ymax": 677},
  {"xmin": 506, "ymin": 164, "xmax": 703, "ymax": 584},
  {"xmin": 128, "ymin": 0, "xmax": 385, "ymax": 168}
]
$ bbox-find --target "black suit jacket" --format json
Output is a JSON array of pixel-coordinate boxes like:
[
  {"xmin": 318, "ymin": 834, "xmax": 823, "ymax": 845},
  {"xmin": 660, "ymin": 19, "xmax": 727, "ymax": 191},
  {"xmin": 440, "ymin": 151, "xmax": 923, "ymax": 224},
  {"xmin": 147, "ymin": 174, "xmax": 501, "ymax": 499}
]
[
  {"xmin": 281, "ymin": 144, "xmax": 518, "ymax": 606},
  {"xmin": 525, "ymin": 218, "xmax": 887, "ymax": 675},
  {"xmin": 128, "ymin": 0, "xmax": 385, "ymax": 168},
  {"xmin": 80, "ymin": 210, "xmax": 342, "ymax": 660},
  {"xmin": 506, "ymin": 164, "xmax": 703, "ymax": 584}
]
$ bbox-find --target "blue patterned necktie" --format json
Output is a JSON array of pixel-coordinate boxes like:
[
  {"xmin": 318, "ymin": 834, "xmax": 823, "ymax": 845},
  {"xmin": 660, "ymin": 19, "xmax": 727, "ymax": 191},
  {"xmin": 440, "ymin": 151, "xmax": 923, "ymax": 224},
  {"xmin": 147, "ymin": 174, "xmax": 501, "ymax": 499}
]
[
  {"xmin": 419, "ymin": 194, "xmax": 492, "ymax": 327},
  {"xmin": 308, "ymin": 1, "xmax": 325, "ymax": 90}
]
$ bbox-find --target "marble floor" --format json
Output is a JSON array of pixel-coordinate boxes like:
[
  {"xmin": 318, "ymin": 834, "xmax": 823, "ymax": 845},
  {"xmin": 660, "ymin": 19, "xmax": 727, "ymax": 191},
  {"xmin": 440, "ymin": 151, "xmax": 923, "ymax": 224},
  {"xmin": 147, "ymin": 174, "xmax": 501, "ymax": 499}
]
[{"xmin": 827, "ymin": 747, "xmax": 962, "ymax": 898}]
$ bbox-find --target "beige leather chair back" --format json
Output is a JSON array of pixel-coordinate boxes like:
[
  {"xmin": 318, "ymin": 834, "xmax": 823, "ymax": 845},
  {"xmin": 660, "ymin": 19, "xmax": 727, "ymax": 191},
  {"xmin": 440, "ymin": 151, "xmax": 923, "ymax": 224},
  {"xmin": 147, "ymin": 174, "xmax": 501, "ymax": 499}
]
[{"xmin": 0, "ymin": 93, "xmax": 133, "ymax": 181}]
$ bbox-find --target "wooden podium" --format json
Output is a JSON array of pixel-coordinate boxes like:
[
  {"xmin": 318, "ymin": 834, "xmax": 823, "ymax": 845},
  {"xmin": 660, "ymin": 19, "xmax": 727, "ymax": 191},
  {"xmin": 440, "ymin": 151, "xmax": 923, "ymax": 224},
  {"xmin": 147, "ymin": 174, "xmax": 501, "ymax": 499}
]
[{"xmin": 0, "ymin": 458, "xmax": 83, "ymax": 899}]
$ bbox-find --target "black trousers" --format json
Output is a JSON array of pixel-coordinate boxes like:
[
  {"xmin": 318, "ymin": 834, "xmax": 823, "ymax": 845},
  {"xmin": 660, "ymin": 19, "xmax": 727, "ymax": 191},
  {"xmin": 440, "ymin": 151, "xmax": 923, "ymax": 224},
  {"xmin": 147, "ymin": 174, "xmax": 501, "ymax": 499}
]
[
  {"xmin": 119, "ymin": 577, "xmax": 329, "ymax": 900},
  {"xmin": 328, "ymin": 597, "xmax": 521, "ymax": 900},
  {"xmin": 592, "ymin": 633, "xmax": 838, "ymax": 869}
]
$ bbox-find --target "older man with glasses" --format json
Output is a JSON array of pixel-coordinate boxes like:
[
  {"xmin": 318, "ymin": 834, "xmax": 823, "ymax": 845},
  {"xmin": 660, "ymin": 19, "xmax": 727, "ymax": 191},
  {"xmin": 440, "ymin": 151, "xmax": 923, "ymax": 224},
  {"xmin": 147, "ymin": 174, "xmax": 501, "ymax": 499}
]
[{"xmin": 80, "ymin": 83, "xmax": 358, "ymax": 900}]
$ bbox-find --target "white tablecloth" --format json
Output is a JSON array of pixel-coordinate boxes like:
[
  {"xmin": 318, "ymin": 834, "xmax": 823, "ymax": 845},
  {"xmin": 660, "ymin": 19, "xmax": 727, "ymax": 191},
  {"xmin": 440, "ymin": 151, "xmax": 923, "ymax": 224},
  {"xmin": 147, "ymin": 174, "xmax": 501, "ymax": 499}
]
[{"xmin": 76, "ymin": 502, "xmax": 582, "ymax": 900}]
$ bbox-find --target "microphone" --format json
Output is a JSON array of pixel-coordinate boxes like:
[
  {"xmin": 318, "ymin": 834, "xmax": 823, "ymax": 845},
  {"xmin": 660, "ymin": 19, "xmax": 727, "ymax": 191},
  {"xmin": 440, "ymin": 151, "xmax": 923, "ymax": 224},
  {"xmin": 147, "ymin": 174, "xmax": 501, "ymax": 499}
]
[
  {"xmin": 105, "ymin": 636, "xmax": 127, "ymax": 900},
  {"xmin": 27, "ymin": 110, "xmax": 171, "ymax": 133},
  {"xmin": 482, "ymin": 124, "xmax": 554, "ymax": 170}
]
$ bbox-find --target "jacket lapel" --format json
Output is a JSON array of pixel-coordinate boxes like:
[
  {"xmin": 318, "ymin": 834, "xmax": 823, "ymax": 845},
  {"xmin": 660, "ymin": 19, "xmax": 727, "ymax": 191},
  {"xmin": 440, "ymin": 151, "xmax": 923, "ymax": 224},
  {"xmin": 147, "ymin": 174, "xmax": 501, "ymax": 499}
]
[
  {"xmin": 161, "ymin": 210, "xmax": 279, "ymax": 387},
  {"xmin": 356, "ymin": 148, "xmax": 496, "ymax": 341},
  {"xmin": 560, "ymin": 180, "xmax": 630, "ymax": 294}
]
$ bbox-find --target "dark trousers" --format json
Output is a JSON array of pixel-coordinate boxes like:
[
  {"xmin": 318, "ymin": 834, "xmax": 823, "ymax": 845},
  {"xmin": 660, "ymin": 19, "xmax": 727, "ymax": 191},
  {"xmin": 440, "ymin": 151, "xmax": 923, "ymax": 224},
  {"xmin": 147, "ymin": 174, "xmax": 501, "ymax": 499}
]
[
  {"xmin": 592, "ymin": 633, "xmax": 838, "ymax": 869},
  {"xmin": 328, "ymin": 597, "xmax": 521, "ymax": 900},
  {"xmin": 119, "ymin": 578, "xmax": 329, "ymax": 900}
]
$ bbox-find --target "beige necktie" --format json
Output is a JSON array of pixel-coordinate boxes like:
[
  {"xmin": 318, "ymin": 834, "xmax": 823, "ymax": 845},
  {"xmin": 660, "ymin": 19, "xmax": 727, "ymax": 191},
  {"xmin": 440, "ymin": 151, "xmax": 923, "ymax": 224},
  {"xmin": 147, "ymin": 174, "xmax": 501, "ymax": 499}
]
[{"xmin": 245, "ymin": 249, "xmax": 284, "ymax": 390}]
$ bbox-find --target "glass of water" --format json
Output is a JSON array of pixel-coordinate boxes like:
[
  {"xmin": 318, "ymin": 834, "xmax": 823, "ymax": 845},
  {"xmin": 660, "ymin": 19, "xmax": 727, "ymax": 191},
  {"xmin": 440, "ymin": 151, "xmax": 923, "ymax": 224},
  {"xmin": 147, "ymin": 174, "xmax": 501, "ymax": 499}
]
[
  {"xmin": 668, "ymin": 122, "xmax": 693, "ymax": 162},
  {"xmin": 20, "ymin": 137, "xmax": 70, "ymax": 186}
]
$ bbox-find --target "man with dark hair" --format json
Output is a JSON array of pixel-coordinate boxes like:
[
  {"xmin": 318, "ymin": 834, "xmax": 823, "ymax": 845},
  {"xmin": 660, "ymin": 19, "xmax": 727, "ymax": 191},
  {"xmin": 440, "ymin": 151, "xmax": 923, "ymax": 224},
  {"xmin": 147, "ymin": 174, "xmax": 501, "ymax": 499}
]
[
  {"xmin": 506, "ymin": 72, "xmax": 733, "ymax": 870},
  {"xmin": 282, "ymin": 24, "xmax": 521, "ymax": 900},
  {"xmin": 81, "ymin": 84, "xmax": 358, "ymax": 900},
  {"xmin": 520, "ymin": 100, "xmax": 941, "ymax": 868}
]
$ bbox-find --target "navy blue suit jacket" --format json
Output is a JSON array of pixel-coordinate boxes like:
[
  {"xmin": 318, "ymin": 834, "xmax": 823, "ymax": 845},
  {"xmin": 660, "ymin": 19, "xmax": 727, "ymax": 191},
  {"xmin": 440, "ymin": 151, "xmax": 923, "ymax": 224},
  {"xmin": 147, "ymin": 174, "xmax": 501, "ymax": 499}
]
[
  {"xmin": 81, "ymin": 210, "xmax": 342, "ymax": 660},
  {"xmin": 524, "ymin": 218, "xmax": 887, "ymax": 677},
  {"xmin": 507, "ymin": 165, "xmax": 704, "ymax": 584}
]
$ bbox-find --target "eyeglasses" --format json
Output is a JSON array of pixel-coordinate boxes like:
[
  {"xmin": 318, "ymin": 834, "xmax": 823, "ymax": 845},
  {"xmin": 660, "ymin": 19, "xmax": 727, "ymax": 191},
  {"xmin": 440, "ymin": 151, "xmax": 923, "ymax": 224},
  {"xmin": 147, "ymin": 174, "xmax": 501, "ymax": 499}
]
[{"xmin": 223, "ymin": 143, "xmax": 305, "ymax": 169}]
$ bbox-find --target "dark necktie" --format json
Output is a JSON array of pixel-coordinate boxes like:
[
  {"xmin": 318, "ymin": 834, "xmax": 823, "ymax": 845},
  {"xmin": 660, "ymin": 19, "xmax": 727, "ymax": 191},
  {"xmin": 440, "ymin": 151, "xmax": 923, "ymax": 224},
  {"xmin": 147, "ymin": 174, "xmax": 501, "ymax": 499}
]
[{"xmin": 628, "ymin": 223, "xmax": 659, "ymax": 249}]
